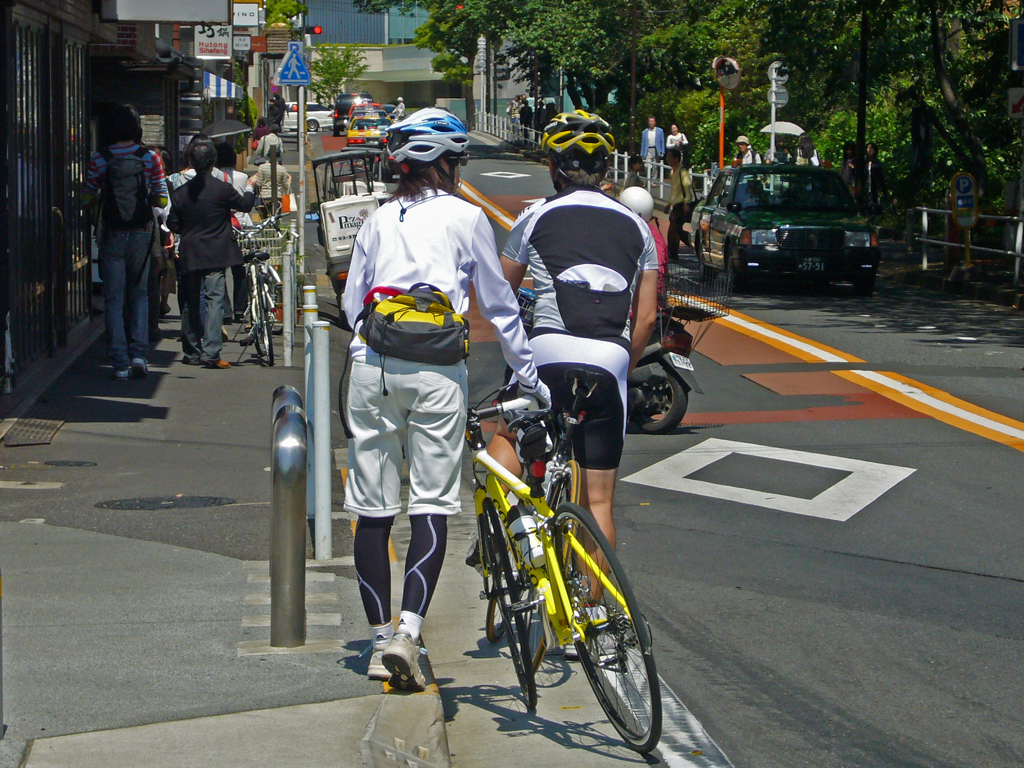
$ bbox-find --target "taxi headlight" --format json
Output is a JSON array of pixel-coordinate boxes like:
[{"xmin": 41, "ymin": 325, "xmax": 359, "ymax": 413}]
[
  {"xmin": 745, "ymin": 229, "xmax": 776, "ymax": 245},
  {"xmin": 845, "ymin": 231, "xmax": 874, "ymax": 247}
]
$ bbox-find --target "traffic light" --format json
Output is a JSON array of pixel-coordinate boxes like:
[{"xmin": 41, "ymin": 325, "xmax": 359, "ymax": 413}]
[{"xmin": 304, "ymin": 25, "xmax": 322, "ymax": 35}]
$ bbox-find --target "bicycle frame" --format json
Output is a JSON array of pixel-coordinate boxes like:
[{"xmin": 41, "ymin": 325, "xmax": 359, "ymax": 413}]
[{"xmin": 469, "ymin": 438, "xmax": 630, "ymax": 650}]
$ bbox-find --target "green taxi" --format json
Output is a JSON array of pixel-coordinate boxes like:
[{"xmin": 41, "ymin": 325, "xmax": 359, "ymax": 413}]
[{"xmin": 690, "ymin": 165, "xmax": 879, "ymax": 294}]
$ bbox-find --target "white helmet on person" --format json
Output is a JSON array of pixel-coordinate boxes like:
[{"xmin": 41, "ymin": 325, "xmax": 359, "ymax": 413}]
[
  {"xmin": 619, "ymin": 186, "xmax": 655, "ymax": 221},
  {"xmin": 387, "ymin": 107, "xmax": 469, "ymax": 164}
]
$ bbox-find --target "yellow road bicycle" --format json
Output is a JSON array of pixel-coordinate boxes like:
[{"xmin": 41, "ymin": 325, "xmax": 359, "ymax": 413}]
[{"xmin": 465, "ymin": 369, "xmax": 662, "ymax": 754}]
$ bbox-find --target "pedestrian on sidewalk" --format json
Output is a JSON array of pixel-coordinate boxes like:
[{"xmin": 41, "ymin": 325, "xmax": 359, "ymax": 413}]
[
  {"xmin": 518, "ymin": 98, "xmax": 533, "ymax": 142},
  {"xmin": 664, "ymin": 146, "xmax": 695, "ymax": 259},
  {"xmin": 254, "ymin": 123, "xmax": 284, "ymax": 166},
  {"xmin": 267, "ymin": 93, "xmax": 286, "ymax": 131},
  {"xmin": 733, "ymin": 135, "xmax": 761, "ymax": 165},
  {"xmin": 640, "ymin": 116, "xmax": 665, "ymax": 177},
  {"xmin": 215, "ymin": 142, "xmax": 252, "ymax": 324},
  {"xmin": 167, "ymin": 136, "xmax": 258, "ymax": 368},
  {"xmin": 622, "ymin": 155, "xmax": 645, "ymax": 191},
  {"xmin": 342, "ymin": 109, "xmax": 549, "ymax": 692},
  {"xmin": 83, "ymin": 103, "xmax": 168, "ymax": 380},
  {"xmin": 666, "ymin": 123, "xmax": 688, "ymax": 152}
]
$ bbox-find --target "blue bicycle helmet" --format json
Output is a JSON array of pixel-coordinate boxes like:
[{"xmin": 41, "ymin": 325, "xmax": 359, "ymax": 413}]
[{"xmin": 387, "ymin": 108, "xmax": 470, "ymax": 163}]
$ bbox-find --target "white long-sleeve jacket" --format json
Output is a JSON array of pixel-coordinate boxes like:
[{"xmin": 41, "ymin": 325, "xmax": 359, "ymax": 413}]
[{"xmin": 344, "ymin": 190, "xmax": 540, "ymax": 390}]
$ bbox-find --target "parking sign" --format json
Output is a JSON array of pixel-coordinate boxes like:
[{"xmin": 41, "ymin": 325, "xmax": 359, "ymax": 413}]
[{"xmin": 950, "ymin": 172, "xmax": 978, "ymax": 229}]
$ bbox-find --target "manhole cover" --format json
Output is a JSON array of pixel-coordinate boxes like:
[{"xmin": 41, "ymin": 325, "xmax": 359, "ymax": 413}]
[
  {"xmin": 45, "ymin": 460, "xmax": 97, "ymax": 468},
  {"xmin": 94, "ymin": 496, "xmax": 236, "ymax": 510}
]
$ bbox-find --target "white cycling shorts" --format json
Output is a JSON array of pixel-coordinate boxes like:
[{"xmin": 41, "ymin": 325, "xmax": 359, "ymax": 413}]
[{"xmin": 344, "ymin": 355, "xmax": 468, "ymax": 518}]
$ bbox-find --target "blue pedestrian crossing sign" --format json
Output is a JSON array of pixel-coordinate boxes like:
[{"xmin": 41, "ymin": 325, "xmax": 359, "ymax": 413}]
[
  {"xmin": 1012, "ymin": 18, "xmax": 1024, "ymax": 71},
  {"xmin": 279, "ymin": 42, "xmax": 311, "ymax": 86}
]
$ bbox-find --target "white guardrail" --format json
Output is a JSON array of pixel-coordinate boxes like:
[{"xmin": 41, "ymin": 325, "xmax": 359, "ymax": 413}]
[
  {"xmin": 476, "ymin": 112, "xmax": 713, "ymax": 202},
  {"xmin": 905, "ymin": 207, "xmax": 1024, "ymax": 286}
]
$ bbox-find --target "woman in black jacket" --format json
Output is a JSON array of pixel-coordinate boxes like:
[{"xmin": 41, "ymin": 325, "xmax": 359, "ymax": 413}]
[{"xmin": 167, "ymin": 136, "xmax": 257, "ymax": 368}]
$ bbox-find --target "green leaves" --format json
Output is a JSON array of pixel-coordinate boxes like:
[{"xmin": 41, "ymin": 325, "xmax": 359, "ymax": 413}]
[
  {"xmin": 308, "ymin": 45, "xmax": 370, "ymax": 106},
  {"xmin": 265, "ymin": 0, "xmax": 308, "ymax": 25}
]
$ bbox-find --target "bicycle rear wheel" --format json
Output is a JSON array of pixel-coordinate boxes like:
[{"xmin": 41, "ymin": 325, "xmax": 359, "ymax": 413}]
[
  {"xmin": 255, "ymin": 275, "xmax": 275, "ymax": 366},
  {"xmin": 480, "ymin": 498, "xmax": 538, "ymax": 709},
  {"xmin": 553, "ymin": 502, "xmax": 661, "ymax": 753}
]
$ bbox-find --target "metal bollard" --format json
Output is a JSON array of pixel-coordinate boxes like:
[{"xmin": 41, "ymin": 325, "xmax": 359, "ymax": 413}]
[
  {"xmin": 271, "ymin": 403, "xmax": 307, "ymax": 648},
  {"xmin": 302, "ymin": 284, "xmax": 318, "ymax": 311},
  {"xmin": 272, "ymin": 384, "xmax": 302, "ymax": 424},
  {"xmin": 303, "ymin": 304, "xmax": 319, "ymax": 524},
  {"xmin": 311, "ymin": 321, "xmax": 332, "ymax": 561}
]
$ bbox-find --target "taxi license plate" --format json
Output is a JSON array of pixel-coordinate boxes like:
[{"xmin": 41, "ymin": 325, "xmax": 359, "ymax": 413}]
[
  {"xmin": 798, "ymin": 257, "xmax": 825, "ymax": 272},
  {"xmin": 668, "ymin": 352, "xmax": 694, "ymax": 371}
]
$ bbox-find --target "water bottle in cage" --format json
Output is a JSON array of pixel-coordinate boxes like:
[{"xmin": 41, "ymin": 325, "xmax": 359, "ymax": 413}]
[{"xmin": 505, "ymin": 504, "xmax": 545, "ymax": 567}]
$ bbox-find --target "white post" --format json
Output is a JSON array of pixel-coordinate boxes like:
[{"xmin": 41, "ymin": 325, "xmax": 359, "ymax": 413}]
[
  {"xmin": 298, "ymin": 85, "xmax": 307, "ymax": 287},
  {"xmin": 303, "ymin": 304, "xmax": 318, "ymax": 526},
  {"xmin": 283, "ymin": 220, "xmax": 296, "ymax": 367},
  {"xmin": 312, "ymin": 320, "xmax": 332, "ymax": 560},
  {"xmin": 921, "ymin": 209, "xmax": 929, "ymax": 270}
]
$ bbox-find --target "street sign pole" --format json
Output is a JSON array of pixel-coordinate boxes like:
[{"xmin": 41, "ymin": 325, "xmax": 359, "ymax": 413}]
[
  {"xmin": 298, "ymin": 83, "xmax": 306, "ymax": 304},
  {"xmin": 719, "ymin": 86, "xmax": 726, "ymax": 169},
  {"xmin": 770, "ymin": 99, "xmax": 777, "ymax": 162}
]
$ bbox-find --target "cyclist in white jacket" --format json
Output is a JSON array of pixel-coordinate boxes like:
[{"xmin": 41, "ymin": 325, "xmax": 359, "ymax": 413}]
[{"xmin": 343, "ymin": 108, "xmax": 550, "ymax": 691}]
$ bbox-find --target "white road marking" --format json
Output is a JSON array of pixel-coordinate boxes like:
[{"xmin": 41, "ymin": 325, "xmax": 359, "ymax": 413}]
[
  {"xmin": 459, "ymin": 181, "xmax": 516, "ymax": 229},
  {"xmin": 19, "ymin": 518, "xmax": 46, "ymax": 524},
  {"xmin": 719, "ymin": 314, "xmax": 850, "ymax": 364},
  {"xmin": 849, "ymin": 370, "xmax": 1024, "ymax": 442},
  {"xmin": 479, "ymin": 171, "xmax": 530, "ymax": 179},
  {"xmin": 656, "ymin": 676, "xmax": 734, "ymax": 767},
  {"xmin": 243, "ymin": 593, "xmax": 338, "ymax": 605},
  {"xmin": 622, "ymin": 438, "xmax": 915, "ymax": 521},
  {"xmin": 0, "ymin": 480, "xmax": 64, "ymax": 490},
  {"xmin": 237, "ymin": 639, "xmax": 349, "ymax": 656}
]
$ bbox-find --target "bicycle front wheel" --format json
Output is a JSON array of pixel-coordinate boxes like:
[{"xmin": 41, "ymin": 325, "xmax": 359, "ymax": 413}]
[
  {"xmin": 553, "ymin": 502, "xmax": 661, "ymax": 753},
  {"xmin": 256, "ymin": 275, "xmax": 275, "ymax": 366},
  {"xmin": 480, "ymin": 499, "xmax": 538, "ymax": 709}
]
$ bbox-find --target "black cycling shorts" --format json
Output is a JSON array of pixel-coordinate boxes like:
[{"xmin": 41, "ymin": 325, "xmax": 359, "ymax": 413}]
[{"xmin": 538, "ymin": 362, "xmax": 623, "ymax": 471}]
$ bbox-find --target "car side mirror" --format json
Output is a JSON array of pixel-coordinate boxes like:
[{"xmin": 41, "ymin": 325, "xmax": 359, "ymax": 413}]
[{"xmin": 727, "ymin": 202, "xmax": 743, "ymax": 213}]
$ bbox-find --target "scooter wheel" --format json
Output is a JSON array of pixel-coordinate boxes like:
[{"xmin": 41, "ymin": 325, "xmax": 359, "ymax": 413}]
[{"xmin": 633, "ymin": 375, "xmax": 688, "ymax": 434}]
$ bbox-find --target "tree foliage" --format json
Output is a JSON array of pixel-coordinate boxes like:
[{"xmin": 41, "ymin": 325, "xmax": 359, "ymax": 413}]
[
  {"xmin": 265, "ymin": 0, "xmax": 308, "ymax": 25},
  {"xmin": 354, "ymin": 0, "xmax": 1019, "ymax": 211},
  {"xmin": 309, "ymin": 45, "xmax": 370, "ymax": 105}
]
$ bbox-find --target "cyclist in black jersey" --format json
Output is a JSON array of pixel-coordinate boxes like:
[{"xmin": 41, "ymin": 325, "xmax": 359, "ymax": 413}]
[{"xmin": 487, "ymin": 111, "xmax": 659, "ymax": 549}]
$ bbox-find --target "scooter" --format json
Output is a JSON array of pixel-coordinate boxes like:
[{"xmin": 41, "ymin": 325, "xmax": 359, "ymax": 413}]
[{"xmin": 628, "ymin": 310, "xmax": 703, "ymax": 434}]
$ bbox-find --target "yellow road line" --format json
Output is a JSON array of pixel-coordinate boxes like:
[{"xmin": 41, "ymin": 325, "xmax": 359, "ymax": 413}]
[
  {"xmin": 459, "ymin": 179, "xmax": 515, "ymax": 231},
  {"xmin": 462, "ymin": 184, "xmax": 1024, "ymax": 453}
]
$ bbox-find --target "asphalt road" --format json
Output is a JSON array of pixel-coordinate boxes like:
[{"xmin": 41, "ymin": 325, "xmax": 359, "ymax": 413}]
[{"xmin": 458, "ymin": 134, "xmax": 1024, "ymax": 768}]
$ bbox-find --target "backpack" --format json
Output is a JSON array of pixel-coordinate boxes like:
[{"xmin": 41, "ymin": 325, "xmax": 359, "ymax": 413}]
[
  {"xmin": 101, "ymin": 147, "xmax": 151, "ymax": 230},
  {"xmin": 356, "ymin": 283, "xmax": 469, "ymax": 366}
]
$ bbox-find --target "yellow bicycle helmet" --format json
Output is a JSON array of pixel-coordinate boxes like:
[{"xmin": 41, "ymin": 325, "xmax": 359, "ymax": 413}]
[{"xmin": 542, "ymin": 110, "xmax": 615, "ymax": 171}]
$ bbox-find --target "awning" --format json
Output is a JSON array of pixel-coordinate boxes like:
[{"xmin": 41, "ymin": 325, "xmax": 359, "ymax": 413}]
[{"xmin": 203, "ymin": 71, "xmax": 239, "ymax": 100}]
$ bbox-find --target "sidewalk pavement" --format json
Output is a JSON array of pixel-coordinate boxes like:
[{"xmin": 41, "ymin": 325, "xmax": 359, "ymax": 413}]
[{"xmin": 0, "ymin": 277, "xmax": 677, "ymax": 768}]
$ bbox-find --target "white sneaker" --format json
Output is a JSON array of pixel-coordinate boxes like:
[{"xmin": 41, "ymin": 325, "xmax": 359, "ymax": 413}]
[
  {"xmin": 130, "ymin": 358, "xmax": 148, "ymax": 378},
  {"xmin": 381, "ymin": 632, "xmax": 426, "ymax": 692},
  {"xmin": 113, "ymin": 368, "xmax": 130, "ymax": 380},
  {"xmin": 368, "ymin": 649, "xmax": 391, "ymax": 681}
]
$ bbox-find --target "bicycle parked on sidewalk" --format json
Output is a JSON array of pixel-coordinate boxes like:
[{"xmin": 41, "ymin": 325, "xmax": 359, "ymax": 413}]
[
  {"xmin": 232, "ymin": 214, "xmax": 286, "ymax": 366},
  {"xmin": 466, "ymin": 381, "xmax": 662, "ymax": 754}
]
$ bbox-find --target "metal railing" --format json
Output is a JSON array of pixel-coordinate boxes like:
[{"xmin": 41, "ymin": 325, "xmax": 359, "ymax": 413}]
[
  {"xmin": 905, "ymin": 207, "xmax": 1024, "ymax": 286},
  {"xmin": 475, "ymin": 112, "xmax": 713, "ymax": 202}
]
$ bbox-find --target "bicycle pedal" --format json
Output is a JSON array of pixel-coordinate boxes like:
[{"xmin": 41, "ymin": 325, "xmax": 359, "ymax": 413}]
[
  {"xmin": 479, "ymin": 591, "xmax": 488, "ymax": 601},
  {"xmin": 510, "ymin": 595, "xmax": 544, "ymax": 613}
]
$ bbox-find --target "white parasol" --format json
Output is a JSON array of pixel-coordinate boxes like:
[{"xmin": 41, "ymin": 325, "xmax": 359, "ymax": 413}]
[{"xmin": 760, "ymin": 121, "xmax": 804, "ymax": 136}]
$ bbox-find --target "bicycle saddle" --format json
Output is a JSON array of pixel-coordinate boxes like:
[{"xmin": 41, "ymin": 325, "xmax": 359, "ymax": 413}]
[{"xmin": 245, "ymin": 251, "xmax": 272, "ymax": 263}]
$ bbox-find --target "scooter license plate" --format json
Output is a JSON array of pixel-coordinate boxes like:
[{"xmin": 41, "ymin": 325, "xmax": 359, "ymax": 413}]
[{"xmin": 668, "ymin": 352, "xmax": 694, "ymax": 371}]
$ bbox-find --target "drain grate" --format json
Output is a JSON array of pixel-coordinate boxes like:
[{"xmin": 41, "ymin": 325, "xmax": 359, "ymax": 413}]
[
  {"xmin": 45, "ymin": 460, "xmax": 97, "ymax": 468},
  {"xmin": 3, "ymin": 403, "xmax": 71, "ymax": 447},
  {"xmin": 94, "ymin": 496, "xmax": 236, "ymax": 511}
]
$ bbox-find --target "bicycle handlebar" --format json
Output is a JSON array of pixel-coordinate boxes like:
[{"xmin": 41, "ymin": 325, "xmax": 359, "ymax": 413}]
[{"xmin": 472, "ymin": 395, "xmax": 540, "ymax": 421}]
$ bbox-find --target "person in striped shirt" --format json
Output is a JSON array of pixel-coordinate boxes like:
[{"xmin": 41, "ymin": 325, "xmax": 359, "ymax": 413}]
[{"xmin": 83, "ymin": 103, "xmax": 168, "ymax": 380}]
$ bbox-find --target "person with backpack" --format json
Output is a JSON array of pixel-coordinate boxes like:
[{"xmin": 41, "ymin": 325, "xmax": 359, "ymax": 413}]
[
  {"xmin": 167, "ymin": 136, "xmax": 258, "ymax": 368},
  {"xmin": 342, "ymin": 109, "xmax": 550, "ymax": 691},
  {"xmin": 83, "ymin": 103, "xmax": 168, "ymax": 380}
]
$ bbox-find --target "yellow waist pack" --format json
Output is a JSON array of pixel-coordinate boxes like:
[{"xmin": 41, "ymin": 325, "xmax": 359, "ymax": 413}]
[{"xmin": 357, "ymin": 282, "xmax": 470, "ymax": 365}]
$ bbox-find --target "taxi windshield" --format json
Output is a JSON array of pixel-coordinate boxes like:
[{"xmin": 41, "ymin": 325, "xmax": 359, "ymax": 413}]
[
  {"xmin": 733, "ymin": 170, "xmax": 855, "ymax": 212},
  {"xmin": 351, "ymin": 120, "xmax": 380, "ymax": 131}
]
